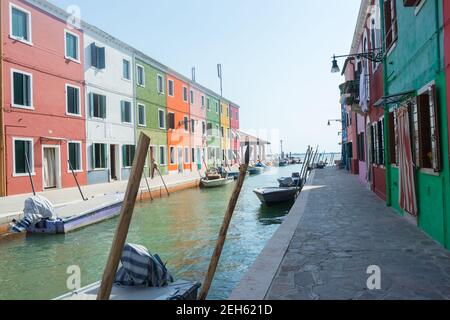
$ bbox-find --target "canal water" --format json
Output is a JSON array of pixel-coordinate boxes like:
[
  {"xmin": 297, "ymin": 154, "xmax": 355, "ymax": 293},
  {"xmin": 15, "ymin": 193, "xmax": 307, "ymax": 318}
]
[{"xmin": 0, "ymin": 165, "xmax": 303, "ymax": 300}]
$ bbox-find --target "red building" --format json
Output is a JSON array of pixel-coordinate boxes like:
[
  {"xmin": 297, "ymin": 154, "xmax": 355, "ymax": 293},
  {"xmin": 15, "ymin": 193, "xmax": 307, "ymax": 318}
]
[
  {"xmin": 229, "ymin": 104, "xmax": 240, "ymax": 164},
  {"xmin": 1, "ymin": 0, "xmax": 86, "ymax": 195}
]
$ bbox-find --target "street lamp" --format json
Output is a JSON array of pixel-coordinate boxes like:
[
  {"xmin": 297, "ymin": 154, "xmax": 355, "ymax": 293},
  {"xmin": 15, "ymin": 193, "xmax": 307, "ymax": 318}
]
[
  {"xmin": 330, "ymin": 48, "xmax": 384, "ymax": 74},
  {"xmin": 327, "ymin": 119, "xmax": 342, "ymax": 126}
]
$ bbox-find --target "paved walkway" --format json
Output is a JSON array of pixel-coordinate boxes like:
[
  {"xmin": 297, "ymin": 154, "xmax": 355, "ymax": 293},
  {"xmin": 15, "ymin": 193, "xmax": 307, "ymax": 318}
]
[
  {"xmin": 232, "ymin": 167, "xmax": 450, "ymax": 300},
  {"xmin": 0, "ymin": 170, "xmax": 205, "ymax": 224}
]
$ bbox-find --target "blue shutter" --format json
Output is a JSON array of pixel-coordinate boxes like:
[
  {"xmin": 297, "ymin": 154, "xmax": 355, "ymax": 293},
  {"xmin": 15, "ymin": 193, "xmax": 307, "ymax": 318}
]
[{"xmin": 99, "ymin": 47, "xmax": 106, "ymax": 69}]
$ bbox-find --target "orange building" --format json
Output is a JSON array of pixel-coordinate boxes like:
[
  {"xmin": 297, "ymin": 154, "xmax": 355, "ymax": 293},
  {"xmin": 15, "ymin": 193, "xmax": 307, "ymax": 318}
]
[{"xmin": 166, "ymin": 73, "xmax": 191, "ymax": 173}]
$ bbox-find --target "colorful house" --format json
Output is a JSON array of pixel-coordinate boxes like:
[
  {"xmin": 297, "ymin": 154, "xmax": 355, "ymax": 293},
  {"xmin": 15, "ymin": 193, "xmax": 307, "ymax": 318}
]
[
  {"xmin": 166, "ymin": 73, "xmax": 191, "ymax": 174},
  {"xmin": 134, "ymin": 54, "xmax": 168, "ymax": 175},
  {"xmin": 220, "ymin": 100, "xmax": 231, "ymax": 164},
  {"xmin": 84, "ymin": 24, "xmax": 135, "ymax": 185},
  {"xmin": 206, "ymin": 94, "xmax": 221, "ymax": 166},
  {"xmin": 2, "ymin": 0, "xmax": 86, "ymax": 195},
  {"xmin": 379, "ymin": 0, "xmax": 450, "ymax": 248},
  {"xmin": 230, "ymin": 103, "xmax": 240, "ymax": 164},
  {"xmin": 189, "ymin": 85, "xmax": 207, "ymax": 171},
  {"xmin": 0, "ymin": 1, "xmax": 5, "ymax": 196}
]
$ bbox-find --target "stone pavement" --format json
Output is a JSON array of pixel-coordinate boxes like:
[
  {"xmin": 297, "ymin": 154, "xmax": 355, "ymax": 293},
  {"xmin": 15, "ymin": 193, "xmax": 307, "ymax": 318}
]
[{"xmin": 233, "ymin": 167, "xmax": 450, "ymax": 300}]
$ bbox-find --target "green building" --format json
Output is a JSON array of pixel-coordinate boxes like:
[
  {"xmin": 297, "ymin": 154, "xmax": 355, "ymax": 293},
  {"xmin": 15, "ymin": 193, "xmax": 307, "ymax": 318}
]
[
  {"xmin": 135, "ymin": 55, "xmax": 168, "ymax": 175},
  {"xmin": 380, "ymin": 0, "xmax": 450, "ymax": 248},
  {"xmin": 206, "ymin": 94, "xmax": 222, "ymax": 166}
]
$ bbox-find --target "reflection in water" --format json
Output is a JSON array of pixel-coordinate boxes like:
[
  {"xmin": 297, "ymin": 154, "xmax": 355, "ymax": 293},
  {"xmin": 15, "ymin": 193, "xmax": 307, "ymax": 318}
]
[{"xmin": 0, "ymin": 165, "xmax": 303, "ymax": 300}]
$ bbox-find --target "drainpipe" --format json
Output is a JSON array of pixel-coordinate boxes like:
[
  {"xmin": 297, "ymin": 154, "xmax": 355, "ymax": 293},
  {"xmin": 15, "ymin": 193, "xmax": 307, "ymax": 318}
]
[{"xmin": 0, "ymin": 2, "xmax": 6, "ymax": 196}]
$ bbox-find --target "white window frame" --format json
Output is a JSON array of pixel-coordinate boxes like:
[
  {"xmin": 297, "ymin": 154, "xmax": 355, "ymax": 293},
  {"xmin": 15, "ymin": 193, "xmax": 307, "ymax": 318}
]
[
  {"xmin": 92, "ymin": 142, "xmax": 107, "ymax": 170},
  {"xmin": 65, "ymin": 83, "xmax": 81, "ymax": 117},
  {"xmin": 122, "ymin": 144, "xmax": 135, "ymax": 169},
  {"xmin": 9, "ymin": 3, "xmax": 33, "ymax": 46},
  {"xmin": 137, "ymin": 103, "xmax": 146, "ymax": 127},
  {"xmin": 122, "ymin": 58, "xmax": 131, "ymax": 81},
  {"xmin": 12, "ymin": 137, "xmax": 35, "ymax": 177},
  {"xmin": 184, "ymin": 147, "xmax": 190, "ymax": 164},
  {"xmin": 11, "ymin": 68, "xmax": 34, "ymax": 110},
  {"xmin": 64, "ymin": 29, "xmax": 80, "ymax": 63},
  {"xmin": 183, "ymin": 86, "xmax": 188, "ymax": 102},
  {"xmin": 157, "ymin": 74, "xmax": 165, "ymax": 94},
  {"xmin": 67, "ymin": 140, "xmax": 83, "ymax": 173},
  {"xmin": 136, "ymin": 64, "xmax": 145, "ymax": 87},
  {"xmin": 89, "ymin": 91, "xmax": 107, "ymax": 121},
  {"xmin": 121, "ymin": 100, "xmax": 133, "ymax": 125},
  {"xmin": 168, "ymin": 79, "xmax": 174, "ymax": 97},
  {"xmin": 159, "ymin": 145, "xmax": 167, "ymax": 166},
  {"xmin": 158, "ymin": 108, "xmax": 166, "ymax": 129}
]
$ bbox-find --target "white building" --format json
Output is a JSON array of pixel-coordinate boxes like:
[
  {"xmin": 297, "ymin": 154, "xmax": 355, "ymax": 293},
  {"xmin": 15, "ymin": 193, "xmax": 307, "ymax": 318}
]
[{"xmin": 83, "ymin": 25, "xmax": 135, "ymax": 184}]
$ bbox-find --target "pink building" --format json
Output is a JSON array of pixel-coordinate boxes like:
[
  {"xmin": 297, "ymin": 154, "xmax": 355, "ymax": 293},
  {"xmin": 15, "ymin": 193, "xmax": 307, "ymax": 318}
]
[
  {"xmin": 189, "ymin": 85, "xmax": 207, "ymax": 170},
  {"xmin": 2, "ymin": 0, "xmax": 86, "ymax": 195},
  {"xmin": 230, "ymin": 104, "xmax": 240, "ymax": 164}
]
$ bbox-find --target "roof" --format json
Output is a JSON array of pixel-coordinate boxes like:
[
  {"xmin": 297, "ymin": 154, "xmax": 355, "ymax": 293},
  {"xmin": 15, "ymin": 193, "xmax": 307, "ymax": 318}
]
[{"xmin": 349, "ymin": 0, "xmax": 370, "ymax": 55}]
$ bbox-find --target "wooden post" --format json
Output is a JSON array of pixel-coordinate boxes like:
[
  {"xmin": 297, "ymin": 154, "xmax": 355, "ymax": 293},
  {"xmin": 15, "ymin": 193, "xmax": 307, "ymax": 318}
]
[
  {"xmin": 198, "ymin": 142, "xmax": 250, "ymax": 300},
  {"xmin": 0, "ymin": 1, "xmax": 5, "ymax": 197},
  {"xmin": 143, "ymin": 171, "xmax": 153, "ymax": 201},
  {"xmin": 97, "ymin": 133, "xmax": 150, "ymax": 300}
]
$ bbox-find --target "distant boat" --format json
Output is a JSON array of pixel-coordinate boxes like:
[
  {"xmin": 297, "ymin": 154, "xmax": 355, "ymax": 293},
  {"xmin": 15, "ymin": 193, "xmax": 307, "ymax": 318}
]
[
  {"xmin": 200, "ymin": 175, "xmax": 234, "ymax": 188},
  {"xmin": 248, "ymin": 166, "xmax": 265, "ymax": 175},
  {"xmin": 253, "ymin": 187, "xmax": 299, "ymax": 205}
]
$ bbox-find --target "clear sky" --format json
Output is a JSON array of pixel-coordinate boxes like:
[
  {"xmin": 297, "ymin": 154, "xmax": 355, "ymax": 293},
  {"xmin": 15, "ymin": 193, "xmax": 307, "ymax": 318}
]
[{"xmin": 50, "ymin": 0, "xmax": 361, "ymax": 154}]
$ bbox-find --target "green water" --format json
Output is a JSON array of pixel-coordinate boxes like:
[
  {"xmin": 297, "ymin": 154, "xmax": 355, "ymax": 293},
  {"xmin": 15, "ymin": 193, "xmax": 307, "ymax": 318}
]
[{"xmin": 0, "ymin": 165, "xmax": 302, "ymax": 300}]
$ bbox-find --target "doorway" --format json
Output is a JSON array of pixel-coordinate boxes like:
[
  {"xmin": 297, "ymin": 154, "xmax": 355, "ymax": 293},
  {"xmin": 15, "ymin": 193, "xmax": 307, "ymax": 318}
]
[
  {"xmin": 42, "ymin": 146, "xmax": 60, "ymax": 190},
  {"xmin": 110, "ymin": 144, "xmax": 118, "ymax": 180}
]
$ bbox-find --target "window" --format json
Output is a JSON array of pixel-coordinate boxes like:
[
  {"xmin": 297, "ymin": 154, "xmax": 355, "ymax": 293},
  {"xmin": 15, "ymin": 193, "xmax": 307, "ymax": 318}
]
[
  {"xmin": 159, "ymin": 146, "xmax": 167, "ymax": 165},
  {"xmin": 168, "ymin": 80, "xmax": 174, "ymax": 96},
  {"xmin": 158, "ymin": 109, "xmax": 165, "ymax": 129},
  {"xmin": 10, "ymin": 4, "xmax": 31, "ymax": 43},
  {"xmin": 120, "ymin": 101, "xmax": 132, "ymax": 124},
  {"xmin": 388, "ymin": 112, "xmax": 398, "ymax": 165},
  {"xmin": 192, "ymin": 148, "xmax": 196, "ymax": 163},
  {"xmin": 123, "ymin": 59, "xmax": 131, "ymax": 80},
  {"xmin": 184, "ymin": 116, "xmax": 189, "ymax": 131},
  {"xmin": 236, "ymin": 112, "xmax": 239, "ymax": 121},
  {"xmin": 90, "ymin": 43, "xmax": 105, "ymax": 69},
  {"xmin": 66, "ymin": 84, "xmax": 80, "ymax": 116},
  {"xmin": 220, "ymin": 104, "xmax": 223, "ymax": 114},
  {"xmin": 215, "ymin": 102, "xmax": 219, "ymax": 114},
  {"xmin": 122, "ymin": 145, "xmax": 135, "ymax": 168},
  {"xmin": 230, "ymin": 109, "xmax": 233, "ymax": 120},
  {"xmin": 190, "ymin": 90, "xmax": 194, "ymax": 104},
  {"xmin": 168, "ymin": 112, "xmax": 175, "ymax": 130},
  {"xmin": 89, "ymin": 93, "xmax": 106, "ymax": 119},
  {"xmin": 202, "ymin": 96, "xmax": 205, "ymax": 108},
  {"xmin": 68, "ymin": 142, "xmax": 82, "ymax": 171},
  {"xmin": 12, "ymin": 70, "xmax": 32, "ymax": 108},
  {"xmin": 216, "ymin": 124, "xmax": 220, "ymax": 136},
  {"xmin": 157, "ymin": 74, "xmax": 164, "ymax": 94},
  {"xmin": 370, "ymin": 120, "xmax": 385, "ymax": 166},
  {"xmin": 92, "ymin": 143, "xmax": 107, "ymax": 169},
  {"xmin": 65, "ymin": 30, "xmax": 79, "ymax": 62},
  {"xmin": 184, "ymin": 147, "xmax": 189, "ymax": 163},
  {"xmin": 202, "ymin": 121, "xmax": 206, "ymax": 136},
  {"xmin": 357, "ymin": 132, "xmax": 365, "ymax": 162},
  {"xmin": 384, "ymin": 0, "xmax": 398, "ymax": 52},
  {"xmin": 221, "ymin": 126, "xmax": 224, "ymax": 138},
  {"xmin": 226, "ymin": 106, "xmax": 229, "ymax": 117},
  {"xmin": 137, "ymin": 104, "xmax": 146, "ymax": 126},
  {"xmin": 227, "ymin": 128, "xmax": 231, "ymax": 139},
  {"xmin": 191, "ymin": 119, "xmax": 195, "ymax": 133},
  {"xmin": 13, "ymin": 138, "xmax": 33, "ymax": 175},
  {"xmin": 170, "ymin": 147, "xmax": 176, "ymax": 164},
  {"xmin": 183, "ymin": 86, "xmax": 188, "ymax": 102},
  {"xmin": 207, "ymin": 123, "xmax": 212, "ymax": 136},
  {"xmin": 415, "ymin": 85, "xmax": 441, "ymax": 171},
  {"xmin": 137, "ymin": 65, "xmax": 145, "ymax": 86},
  {"xmin": 207, "ymin": 98, "xmax": 210, "ymax": 110}
]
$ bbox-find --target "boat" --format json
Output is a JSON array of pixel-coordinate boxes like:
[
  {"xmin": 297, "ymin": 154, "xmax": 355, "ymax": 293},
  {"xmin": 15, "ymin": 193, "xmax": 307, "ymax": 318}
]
[
  {"xmin": 248, "ymin": 166, "xmax": 264, "ymax": 175},
  {"xmin": 278, "ymin": 160, "xmax": 288, "ymax": 167},
  {"xmin": 253, "ymin": 187, "xmax": 299, "ymax": 205},
  {"xmin": 200, "ymin": 176, "xmax": 234, "ymax": 188},
  {"xmin": 228, "ymin": 171, "xmax": 249, "ymax": 180},
  {"xmin": 56, "ymin": 280, "xmax": 201, "ymax": 300}
]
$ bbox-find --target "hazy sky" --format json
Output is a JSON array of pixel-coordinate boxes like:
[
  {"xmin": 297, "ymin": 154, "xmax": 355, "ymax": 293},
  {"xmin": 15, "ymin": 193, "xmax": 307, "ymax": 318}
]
[{"xmin": 50, "ymin": 0, "xmax": 361, "ymax": 154}]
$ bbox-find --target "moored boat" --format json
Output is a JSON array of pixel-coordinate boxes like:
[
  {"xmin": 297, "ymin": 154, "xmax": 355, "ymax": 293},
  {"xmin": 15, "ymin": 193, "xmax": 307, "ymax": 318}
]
[
  {"xmin": 248, "ymin": 166, "xmax": 265, "ymax": 175},
  {"xmin": 200, "ymin": 177, "xmax": 234, "ymax": 188},
  {"xmin": 253, "ymin": 187, "xmax": 299, "ymax": 205}
]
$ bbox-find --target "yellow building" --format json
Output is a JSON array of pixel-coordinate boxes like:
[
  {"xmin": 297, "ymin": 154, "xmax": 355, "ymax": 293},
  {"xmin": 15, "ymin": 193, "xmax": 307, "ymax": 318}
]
[{"xmin": 220, "ymin": 100, "xmax": 231, "ymax": 164}]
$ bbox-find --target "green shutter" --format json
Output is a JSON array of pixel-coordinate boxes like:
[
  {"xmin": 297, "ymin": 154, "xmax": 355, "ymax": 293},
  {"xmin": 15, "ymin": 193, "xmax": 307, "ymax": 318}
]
[
  {"xmin": 99, "ymin": 47, "xmax": 106, "ymax": 69},
  {"xmin": 13, "ymin": 73, "xmax": 23, "ymax": 105},
  {"xmin": 89, "ymin": 93, "xmax": 93, "ymax": 117},
  {"xmin": 15, "ymin": 140, "xmax": 25, "ymax": 174},
  {"xmin": 101, "ymin": 95, "xmax": 106, "ymax": 118},
  {"xmin": 91, "ymin": 43, "xmax": 97, "ymax": 68},
  {"xmin": 122, "ymin": 145, "xmax": 127, "ymax": 167}
]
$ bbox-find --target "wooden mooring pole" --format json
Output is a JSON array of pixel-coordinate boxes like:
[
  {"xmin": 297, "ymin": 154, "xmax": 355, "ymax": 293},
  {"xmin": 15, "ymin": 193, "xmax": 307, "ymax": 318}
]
[
  {"xmin": 97, "ymin": 133, "xmax": 150, "ymax": 300},
  {"xmin": 198, "ymin": 142, "xmax": 250, "ymax": 300}
]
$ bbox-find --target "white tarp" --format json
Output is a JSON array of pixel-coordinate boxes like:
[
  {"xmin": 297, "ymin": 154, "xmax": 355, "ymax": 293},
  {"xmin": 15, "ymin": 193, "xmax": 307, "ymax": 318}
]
[{"xmin": 23, "ymin": 196, "xmax": 55, "ymax": 222}]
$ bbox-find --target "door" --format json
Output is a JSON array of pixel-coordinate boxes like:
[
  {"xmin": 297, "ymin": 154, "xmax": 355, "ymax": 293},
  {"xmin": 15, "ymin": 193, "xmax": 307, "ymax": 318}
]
[
  {"xmin": 43, "ymin": 147, "xmax": 57, "ymax": 189},
  {"xmin": 110, "ymin": 145, "xmax": 117, "ymax": 180},
  {"xmin": 178, "ymin": 147, "xmax": 183, "ymax": 173}
]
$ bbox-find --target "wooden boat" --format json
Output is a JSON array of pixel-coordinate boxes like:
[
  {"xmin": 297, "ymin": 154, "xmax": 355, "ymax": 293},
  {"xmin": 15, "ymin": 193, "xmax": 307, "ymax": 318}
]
[
  {"xmin": 56, "ymin": 280, "xmax": 201, "ymax": 301},
  {"xmin": 201, "ymin": 176, "xmax": 234, "ymax": 188},
  {"xmin": 253, "ymin": 187, "xmax": 299, "ymax": 205}
]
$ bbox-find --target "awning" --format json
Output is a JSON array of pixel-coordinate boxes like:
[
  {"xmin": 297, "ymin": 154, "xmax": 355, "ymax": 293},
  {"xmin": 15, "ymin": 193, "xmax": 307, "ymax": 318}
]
[{"xmin": 374, "ymin": 90, "xmax": 416, "ymax": 108}]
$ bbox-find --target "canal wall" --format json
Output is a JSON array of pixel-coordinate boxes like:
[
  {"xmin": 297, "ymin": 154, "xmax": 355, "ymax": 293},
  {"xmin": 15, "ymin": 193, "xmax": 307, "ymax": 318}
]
[{"xmin": 229, "ymin": 170, "xmax": 317, "ymax": 300}]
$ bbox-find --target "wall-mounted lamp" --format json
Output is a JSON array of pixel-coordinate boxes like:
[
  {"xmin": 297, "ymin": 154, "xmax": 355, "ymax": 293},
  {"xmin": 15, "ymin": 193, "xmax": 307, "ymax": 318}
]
[
  {"xmin": 327, "ymin": 119, "xmax": 342, "ymax": 126},
  {"xmin": 330, "ymin": 48, "xmax": 384, "ymax": 74}
]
